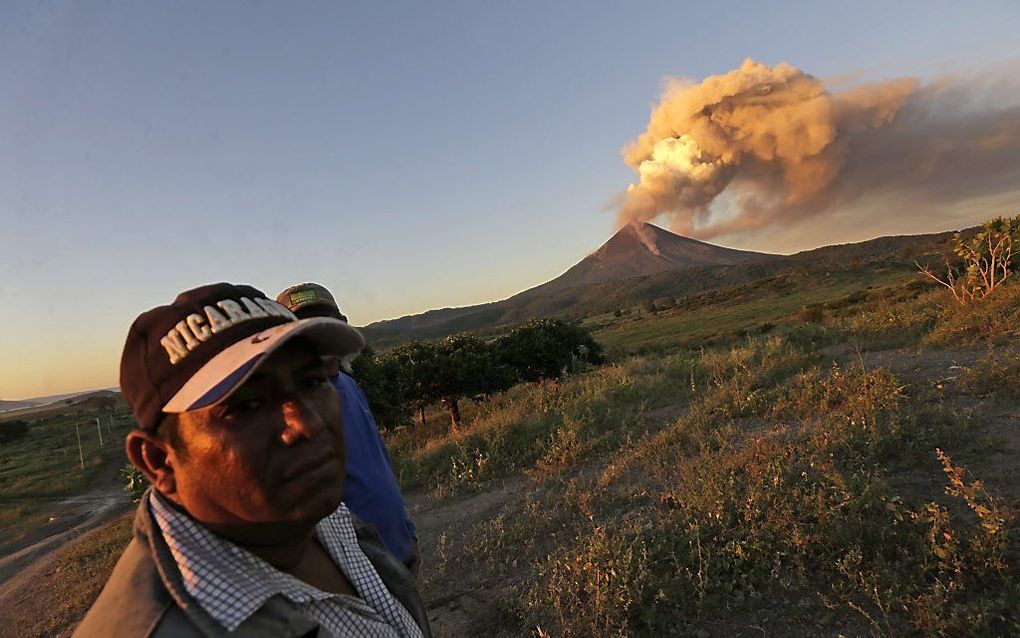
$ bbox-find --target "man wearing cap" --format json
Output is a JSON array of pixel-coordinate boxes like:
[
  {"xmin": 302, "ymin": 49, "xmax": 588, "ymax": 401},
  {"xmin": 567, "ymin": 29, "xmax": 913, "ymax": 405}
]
[
  {"xmin": 74, "ymin": 283, "xmax": 430, "ymax": 637},
  {"xmin": 277, "ymin": 283, "xmax": 418, "ymax": 574}
]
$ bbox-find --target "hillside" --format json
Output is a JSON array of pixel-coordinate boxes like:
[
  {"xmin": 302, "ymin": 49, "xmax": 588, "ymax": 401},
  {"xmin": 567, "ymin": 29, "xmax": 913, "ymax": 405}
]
[
  {"xmin": 360, "ymin": 225, "xmax": 959, "ymax": 348},
  {"xmin": 0, "ymin": 400, "xmax": 39, "ymax": 414},
  {"xmin": 383, "ymin": 278, "xmax": 1020, "ymax": 636},
  {"xmin": 0, "ymin": 390, "xmax": 121, "ymax": 423}
]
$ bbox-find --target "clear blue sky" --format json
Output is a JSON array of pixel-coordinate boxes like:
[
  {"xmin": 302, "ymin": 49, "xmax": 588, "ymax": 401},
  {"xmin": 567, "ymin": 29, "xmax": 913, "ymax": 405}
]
[{"xmin": 2, "ymin": 1, "xmax": 1019, "ymax": 399}]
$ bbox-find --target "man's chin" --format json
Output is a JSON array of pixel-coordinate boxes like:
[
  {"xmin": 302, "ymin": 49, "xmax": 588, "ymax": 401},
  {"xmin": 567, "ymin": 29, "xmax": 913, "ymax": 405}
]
[
  {"xmin": 288, "ymin": 490, "xmax": 343, "ymax": 523},
  {"xmin": 274, "ymin": 480, "xmax": 344, "ymax": 523}
]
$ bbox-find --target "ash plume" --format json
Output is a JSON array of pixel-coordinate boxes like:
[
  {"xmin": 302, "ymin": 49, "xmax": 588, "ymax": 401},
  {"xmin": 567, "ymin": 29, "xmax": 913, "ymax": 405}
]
[
  {"xmin": 631, "ymin": 222, "xmax": 662, "ymax": 255},
  {"xmin": 618, "ymin": 58, "xmax": 1020, "ymax": 240}
]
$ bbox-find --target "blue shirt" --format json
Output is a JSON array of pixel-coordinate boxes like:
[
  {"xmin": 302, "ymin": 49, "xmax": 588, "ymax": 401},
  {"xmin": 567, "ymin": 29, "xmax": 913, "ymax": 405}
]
[{"xmin": 332, "ymin": 372, "xmax": 417, "ymax": 565}]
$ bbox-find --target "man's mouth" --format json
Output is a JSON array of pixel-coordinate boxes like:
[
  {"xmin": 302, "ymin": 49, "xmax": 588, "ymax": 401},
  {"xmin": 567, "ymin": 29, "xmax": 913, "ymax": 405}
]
[{"xmin": 282, "ymin": 452, "xmax": 339, "ymax": 483}]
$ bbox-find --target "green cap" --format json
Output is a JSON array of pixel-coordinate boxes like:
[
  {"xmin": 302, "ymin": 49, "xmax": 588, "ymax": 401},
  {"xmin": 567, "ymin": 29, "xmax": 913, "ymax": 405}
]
[{"xmin": 276, "ymin": 283, "xmax": 346, "ymax": 321}]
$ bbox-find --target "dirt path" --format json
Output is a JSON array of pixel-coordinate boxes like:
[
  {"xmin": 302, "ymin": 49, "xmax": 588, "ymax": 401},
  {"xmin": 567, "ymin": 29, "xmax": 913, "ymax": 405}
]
[
  {"xmin": 406, "ymin": 477, "xmax": 532, "ymax": 636},
  {"xmin": 0, "ymin": 487, "xmax": 133, "ymax": 606},
  {"xmin": 0, "ymin": 442, "xmax": 136, "ymax": 622},
  {"xmin": 819, "ymin": 342, "xmax": 1010, "ymax": 384}
]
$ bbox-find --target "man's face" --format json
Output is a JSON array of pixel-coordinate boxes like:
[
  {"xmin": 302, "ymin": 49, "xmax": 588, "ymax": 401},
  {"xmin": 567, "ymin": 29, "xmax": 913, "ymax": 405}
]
[{"xmin": 166, "ymin": 340, "xmax": 345, "ymax": 530}]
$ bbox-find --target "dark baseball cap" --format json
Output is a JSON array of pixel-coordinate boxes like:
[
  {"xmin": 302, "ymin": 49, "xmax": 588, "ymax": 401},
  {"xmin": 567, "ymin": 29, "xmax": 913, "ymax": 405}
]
[
  {"xmin": 120, "ymin": 282, "xmax": 364, "ymax": 430},
  {"xmin": 277, "ymin": 282, "xmax": 345, "ymax": 321}
]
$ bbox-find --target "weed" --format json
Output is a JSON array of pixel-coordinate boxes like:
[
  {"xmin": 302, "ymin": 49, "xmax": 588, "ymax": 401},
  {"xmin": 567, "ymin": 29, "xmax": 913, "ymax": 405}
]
[
  {"xmin": 529, "ymin": 524, "xmax": 649, "ymax": 638},
  {"xmin": 957, "ymin": 351, "xmax": 1020, "ymax": 399},
  {"xmin": 926, "ymin": 280, "xmax": 1020, "ymax": 346}
]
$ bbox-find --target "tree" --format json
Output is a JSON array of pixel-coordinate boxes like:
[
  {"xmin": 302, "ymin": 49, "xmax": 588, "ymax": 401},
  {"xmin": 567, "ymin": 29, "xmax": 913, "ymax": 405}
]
[
  {"xmin": 386, "ymin": 341, "xmax": 442, "ymax": 428},
  {"xmin": 370, "ymin": 321, "xmax": 606, "ymax": 432},
  {"xmin": 429, "ymin": 334, "xmax": 511, "ymax": 430},
  {"xmin": 350, "ymin": 345, "xmax": 412, "ymax": 430},
  {"xmin": 495, "ymin": 319, "xmax": 606, "ymax": 384},
  {"xmin": 384, "ymin": 336, "xmax": 511, "ymax": 430},
  {"xmin": 918, "ymin": 215, "xmax": 1020, "ymax": 304}
]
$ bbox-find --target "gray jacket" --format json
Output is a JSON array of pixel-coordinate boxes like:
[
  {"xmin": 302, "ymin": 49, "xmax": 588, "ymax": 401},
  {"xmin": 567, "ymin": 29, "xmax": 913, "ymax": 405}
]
[{"xmin": 73, "ymin": 492, "xmax": 432, "ymax": 637}]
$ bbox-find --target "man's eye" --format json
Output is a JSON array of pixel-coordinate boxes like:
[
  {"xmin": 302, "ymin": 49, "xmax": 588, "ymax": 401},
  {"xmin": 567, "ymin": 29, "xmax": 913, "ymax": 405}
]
[
  {"xmin": 225, "ymin": 398, "xmax": 263, "ymax": 415},
  {"xmin": 301, "ymin": 375, "xmax": 330, "ymax": 390}
]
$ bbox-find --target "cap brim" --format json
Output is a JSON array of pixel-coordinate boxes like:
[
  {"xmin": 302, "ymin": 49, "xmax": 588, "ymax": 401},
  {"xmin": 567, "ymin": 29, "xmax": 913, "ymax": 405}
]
[{"xmin": 162, "ymin": 317, "xmax": 364, "ymax": 413}]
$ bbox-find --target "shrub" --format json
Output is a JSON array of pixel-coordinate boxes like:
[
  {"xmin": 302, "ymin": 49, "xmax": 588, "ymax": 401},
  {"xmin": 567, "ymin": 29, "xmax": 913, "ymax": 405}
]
[
  {"xmin": 795, "ymin": 303, "xmax": 825, "ymax": 324},
  {"xmin": 121, "ymin": 464, "xmax": 149, "ymax": 502},
  {"xmin": 840, "ymin": 288, "xmax": 944, "ymax": 350},
  {"xmin": 918, "ymin": 215, "xmax": 1020, "ymax": 304},
  {"xmin": 0, "ymin": 420, "xmax": 29, "ymax": 444},
  {"xmin": 957, "ymin": 352, "xmax": 1020, "ymax": 399},
  {"xmin": 530, "ymin": 525, "xmax": 649, "ymax": 637}
]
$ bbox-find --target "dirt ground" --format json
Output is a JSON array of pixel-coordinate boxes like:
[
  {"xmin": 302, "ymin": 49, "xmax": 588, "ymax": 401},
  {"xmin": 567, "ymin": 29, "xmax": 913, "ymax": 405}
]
[{"xmin": 409, "ymin": 476, "xmax": 531, "ymax": 635}]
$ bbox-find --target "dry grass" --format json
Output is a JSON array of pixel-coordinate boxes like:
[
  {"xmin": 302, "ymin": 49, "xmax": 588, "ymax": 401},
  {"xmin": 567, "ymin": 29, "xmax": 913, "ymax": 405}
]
[{"xmin": 400, "ymin": 325, "xmax": 1020, "ymax": 636}]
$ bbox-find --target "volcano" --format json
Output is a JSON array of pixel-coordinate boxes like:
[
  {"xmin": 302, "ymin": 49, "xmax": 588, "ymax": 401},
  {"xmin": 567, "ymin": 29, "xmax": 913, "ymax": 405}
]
[
  {"xmin": 361, "ymin": 223, "xmax": 774, "ymax": 341},
  {"xmin": 539, "ymin": 222, "xmax": 769, "ymax": 292}
]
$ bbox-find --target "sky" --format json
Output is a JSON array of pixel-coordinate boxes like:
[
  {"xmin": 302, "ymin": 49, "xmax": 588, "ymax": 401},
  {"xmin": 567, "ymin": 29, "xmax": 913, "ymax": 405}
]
[{"xmin": 1, "ymin": 1, "xmax": 1019, "ymax": 400}]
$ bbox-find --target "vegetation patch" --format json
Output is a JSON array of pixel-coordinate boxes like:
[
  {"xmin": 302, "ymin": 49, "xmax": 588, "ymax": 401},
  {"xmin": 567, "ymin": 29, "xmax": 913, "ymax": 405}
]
[{"xmin": 406, "ymin": 331, "xmax": 1019, "ymax": 636}]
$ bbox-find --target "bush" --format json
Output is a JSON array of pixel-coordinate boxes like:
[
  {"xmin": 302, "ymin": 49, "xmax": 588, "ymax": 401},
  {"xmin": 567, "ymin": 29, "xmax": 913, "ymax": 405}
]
[
  {"xmin": 121, "ymin": 464, "xmax": 149, "ymax": 502},
  {"xmin": 0, "ymin": 420, "xmax": 29, "ymax": 444},
  {"xmin": 530, "ymin": 524, "xmax": 648, "ymax": 637},
  {"xmin": 918, "ymin": 215, "xmax": 1020, "ymax": 304},
  {"xmin": 839, "ymin": 288, "xmax": 943, "ymax": 350}
]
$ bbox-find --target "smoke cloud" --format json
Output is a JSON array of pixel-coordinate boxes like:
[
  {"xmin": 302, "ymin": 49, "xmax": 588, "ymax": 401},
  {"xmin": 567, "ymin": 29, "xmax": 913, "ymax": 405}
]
[{"xmin": 618, "ymin": 59, "xmax": 1020, "ymax": 241}]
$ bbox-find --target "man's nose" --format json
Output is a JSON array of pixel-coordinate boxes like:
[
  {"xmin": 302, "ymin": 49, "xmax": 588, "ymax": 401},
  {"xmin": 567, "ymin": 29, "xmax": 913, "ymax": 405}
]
[{"xmin": 279, "ymin": 398, "xmax": 326, "ymax": 445}]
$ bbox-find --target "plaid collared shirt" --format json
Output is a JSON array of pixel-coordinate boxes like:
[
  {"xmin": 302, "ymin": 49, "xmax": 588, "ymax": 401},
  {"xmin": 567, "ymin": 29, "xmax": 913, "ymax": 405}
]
[{"xmin": 148, "ymin": 491, "xmax": 422, "ymax": 638}]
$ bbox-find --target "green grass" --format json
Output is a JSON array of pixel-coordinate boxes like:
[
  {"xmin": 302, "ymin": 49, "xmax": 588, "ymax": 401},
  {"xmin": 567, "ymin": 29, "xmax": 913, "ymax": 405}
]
[
  {"xmin": 0, "ymin": 411, "xmax": 133, "ymax": 498},
  {"xmin": 591, "ymin": 265, "xmax": 918, "ymax": 354},
  {"xmin": 0, "ymin": 407, "xmax": 135, "ymax": 548}
]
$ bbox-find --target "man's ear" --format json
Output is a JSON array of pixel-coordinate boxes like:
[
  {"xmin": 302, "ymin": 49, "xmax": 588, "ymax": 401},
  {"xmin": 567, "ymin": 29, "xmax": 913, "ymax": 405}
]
[{"xmin": 126, "ymin": 430, "xmax": 177, "ymax": 495}]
